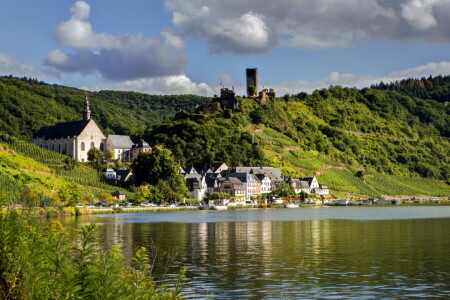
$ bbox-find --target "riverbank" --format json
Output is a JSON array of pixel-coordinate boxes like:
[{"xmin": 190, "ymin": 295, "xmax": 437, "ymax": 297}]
[{"xmin": 3, "ymin": 198, "xmax": 450, "ymax": 218}]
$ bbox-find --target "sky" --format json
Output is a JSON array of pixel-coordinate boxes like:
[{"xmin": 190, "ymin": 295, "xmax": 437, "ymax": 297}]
[{"xmin": 1, "ymin": 0, "xmax": 450, "ymax": 97}]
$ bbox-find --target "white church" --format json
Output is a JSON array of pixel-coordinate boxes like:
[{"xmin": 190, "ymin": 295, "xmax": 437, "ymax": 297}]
[{"xmin": 32, "ymin": 96, "xmax": 151, "ymax": 163}]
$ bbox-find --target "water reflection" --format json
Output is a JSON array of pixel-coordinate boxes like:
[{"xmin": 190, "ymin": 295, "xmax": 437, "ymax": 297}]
[{"xmin": 64, "ymin": 208, "xmax": 450, "ymax": 299}]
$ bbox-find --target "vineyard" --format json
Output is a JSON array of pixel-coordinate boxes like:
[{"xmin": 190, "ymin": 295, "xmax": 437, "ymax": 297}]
[{"xmin": 0, "ymin": 133, "xmax": 117, "ymax": 205}]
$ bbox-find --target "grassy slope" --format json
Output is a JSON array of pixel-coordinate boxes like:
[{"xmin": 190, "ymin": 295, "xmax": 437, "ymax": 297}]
[
  {"xmin": 245, "ymin": 97, "xmax": 450, "ymax": 197},
  {"xmin": 0, "ymin": 135, "xmax": 117, "ymax": 205}
]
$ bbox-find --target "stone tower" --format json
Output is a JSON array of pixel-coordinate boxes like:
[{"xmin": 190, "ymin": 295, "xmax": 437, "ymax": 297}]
[
  {"xmin": 83, "ymin": 95, "xmax": 91, "ymax": 121},
  {"xmin": 246, "ymin": 68, "xmax": 258, "ymax": 97}
]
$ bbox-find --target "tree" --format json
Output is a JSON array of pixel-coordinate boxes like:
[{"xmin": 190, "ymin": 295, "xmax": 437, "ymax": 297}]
[
  {"xmin": 248, "ymin": 85, "xmax": 257, "ymax": 97},
  {"xmin": 132, "ymin": 184, "xmax": 150, "ymax": 204},
  {"xmin": 87, "ymin": 147, "xmax": 103, "ymax": 162},
  {"xmin": 131, "ymin": 145, "xmax": 188, "ymax": 202},
  {"xmin": 270, "ymin": 182, "xmax": 295, "ymax": 197},
  {"xmin": 106, "ymin": 149, "xmax": 115, "ymax": 161}
]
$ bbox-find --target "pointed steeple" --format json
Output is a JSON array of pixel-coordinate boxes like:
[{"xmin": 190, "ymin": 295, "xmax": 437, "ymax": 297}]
[{"xmin": 83, "ymin": 94, "xmax": 91, "ymax": 121}]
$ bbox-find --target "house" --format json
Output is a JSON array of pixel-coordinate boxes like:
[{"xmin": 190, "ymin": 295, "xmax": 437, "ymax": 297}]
[
  {"xmin": 102, "ymin": 167, "xmax": 116, "ymax": 180},
  {"xmin": 255, "ymin": 174, "xmax": 272, "ymax": 194},
  {"xmin": 32, "ymin": 97, "xmax": 106, "ymax": 162},
  {"xmin": 106, "ymin": 135, "xmax": 134, "ymax": 161},
  {"xmin": 115, "ymin": 167, "xmax": 135, "ymax": 186},
  {"xmin": 131, "ymin": 139, "xmax": 151, "ymax": 160},
  {"xmin": 234, "ymin": 166, "xmax": 283, "ymax": 190},
  {"xmin": 225, "ymin": 172, "xmax": 261, "ymax": 201},
  {"xmin": 288, "ymin": 176, "xmax": 329, "ymax": 195},
  {"xmin": 181, "ymin": 166, "xmax": 208, "ymax": 200},
  {"xmin": 221, "ymin": 177, "xmax": 246, "ymax": 202},
  {"xmin": 111, "ymin": 190, "xmax": 126, "ymax": 201}
]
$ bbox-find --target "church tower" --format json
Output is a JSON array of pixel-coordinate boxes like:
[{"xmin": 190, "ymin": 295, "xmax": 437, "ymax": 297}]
[{"xmin": 83, "ymin": 95, "xmax": 91, "ymax": 121}]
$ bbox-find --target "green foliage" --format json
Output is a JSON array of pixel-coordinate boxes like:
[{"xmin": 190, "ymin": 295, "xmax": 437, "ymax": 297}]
[
  {"xmin": 132, "ymin": 146, "xmax": 189, "ymax": 202},
  {"xmin": 0, "ymin": 76, "xmax": 210, "ymax": 139},
  {"xmin": 144, "ymin": 112, "xmax": 265, "ymax": 168},
  {"xmin": 0, "ymin": 210, "xmax": 184, "ymax": 299},
  {"xmin": 87, "ymin": 147, "xmax": 103, "ymax": 162},
  {"xmin": 0, "ymin": 134, "xmax": 115, "ymax": 205},
  {"xmin": 270, "ymin": 182, "xmax": 296, "ymax": 197}
]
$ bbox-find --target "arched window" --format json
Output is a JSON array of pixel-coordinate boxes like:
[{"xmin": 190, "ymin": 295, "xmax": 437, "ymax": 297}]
[
  {"xmin": 90, "ymin": 142, "xmax": 95, "ymax": 149},
  {"xmin": 99, "ymin": 143, "xmax": 104, "ymax": 151},
  {"xmin": 52, "ymin": 144, "xmax": 55, "ymax": 151},
  {"xmin": 81, "ymin": 142, "xmax": 85, "ymax": 151}
]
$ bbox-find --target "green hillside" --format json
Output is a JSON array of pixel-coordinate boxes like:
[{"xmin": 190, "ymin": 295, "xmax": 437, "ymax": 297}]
[
  {"xmin": 1, "ymin": 75, "xmax": 450, "ymax": 199},
  {"xmin": 0, "ymin": 76, "xmax": 210, "ymax": 139},
  {"xmin": 143, "ymin": 85, "xmax": 450, "ymax": 197},
  {"xmin": 0, "ymin": 133, "xmax": 117, "ymax": 206}
]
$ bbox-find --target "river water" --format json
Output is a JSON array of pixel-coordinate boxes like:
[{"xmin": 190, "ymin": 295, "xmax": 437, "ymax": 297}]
[{"xmin": 63, "ymin": 206, "xmax": 450, "ymax": 299}]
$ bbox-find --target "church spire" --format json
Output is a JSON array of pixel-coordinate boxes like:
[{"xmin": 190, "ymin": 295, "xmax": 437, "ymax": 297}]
[{"xmin": 83, "ymin": 94, "xmax": 91, "ymax": 121}]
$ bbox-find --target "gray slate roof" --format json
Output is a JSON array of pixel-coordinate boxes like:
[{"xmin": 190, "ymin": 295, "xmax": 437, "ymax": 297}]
[
  {"xmin": 108, "ymin": 135, "xmax": 134, "ymax": 149},
  {"xmin": 33, "ymin": 120, "xmax": 90, "ymax": 139}
]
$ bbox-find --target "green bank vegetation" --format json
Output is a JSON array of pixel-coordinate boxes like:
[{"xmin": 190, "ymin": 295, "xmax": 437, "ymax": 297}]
[{"xmin": 0, "ymin": 209, "xmax": 184, "ymax": 299}]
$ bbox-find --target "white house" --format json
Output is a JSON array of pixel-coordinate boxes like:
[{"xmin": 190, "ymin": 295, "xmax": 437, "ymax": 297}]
[{"xmin": 106, "ymin": 135, "xmax": 134, "ymax": 161}]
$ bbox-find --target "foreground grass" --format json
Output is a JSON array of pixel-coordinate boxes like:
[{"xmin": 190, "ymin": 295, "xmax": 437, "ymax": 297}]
[{"xmin": 0, "ymin": 209, "xmax": 185, "ymax": 299}]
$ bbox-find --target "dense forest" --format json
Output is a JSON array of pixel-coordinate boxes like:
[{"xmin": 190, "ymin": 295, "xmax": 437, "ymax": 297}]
[
  {"xmin": 1, "ymin": 75, "xmax": 450, "ymax": 197},
  {"xmin": 371, "ymin": 74, "xmax": 450, "ymax": 103},
  {"xmin": 0, "ymin": 76, "xmax": 210, "ymax": 139}
]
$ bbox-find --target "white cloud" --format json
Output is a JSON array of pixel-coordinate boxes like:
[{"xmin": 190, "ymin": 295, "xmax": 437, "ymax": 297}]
[
  {"xmin": 104, "ymin": 75, "xmax": 214, "ymax": 96},
  {"xmin": 389, "ymin": 61, "xmax": 450, "ymax": 78},
  {"xmin": 166, "ymin": 0, "xmax": 450, "ymax": 52},
  {"xmin": 0, "ymin": 53, "xmax": 59, "ymax": 79},
  {"xmin": 401, "ymin": 0, "xmax": 438, "ymax": 30},
  {"xmin": 46, "ymin": 1, "xmax": 187, "ymax": 80},
  {"xmin": 274, "ymin": 60, "xmax": 450, "ymax": 95}
]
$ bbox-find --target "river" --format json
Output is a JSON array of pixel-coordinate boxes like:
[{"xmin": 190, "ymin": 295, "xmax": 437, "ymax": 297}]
[{"xmin": 63, "ymin": 206, "xmax": 450, "ymax": 299}]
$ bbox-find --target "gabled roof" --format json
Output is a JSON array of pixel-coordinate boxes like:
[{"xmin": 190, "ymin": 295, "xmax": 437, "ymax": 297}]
[
  {"xmin": 108, "ymin": 135, "xmax": 134, "ymax": 149},
  {"xmin": 299, "ymin": 177, "xmax": 315, "ymax": 185},
  {"xmin": 225, "ymin": 172, "xmax": 257, "ymax": 183},
  {"xmin": 115, "ymin": 169, "xmax": 133, "ymax": 181},
  {"xmin": 183, "ymin": 165, "xmax": 198, "ymax": 174},
  {"xmin": 132, "ymin": 139, "xmax": 151, "ymax": 149},
  {"xmin": 33, "ymin": 120, "xmax": 91, "ymax": 139},
  {"xmin": 112, "ymin": 190, "xmax": 126, "ymax": 195}
]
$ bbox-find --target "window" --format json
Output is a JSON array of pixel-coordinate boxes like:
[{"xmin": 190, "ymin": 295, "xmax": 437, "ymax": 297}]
[
  {"xmin": 90, "ymin": 142, "xmax": 95, "ymax": 149},
  {"xmin": 81, "ymin": 142, "xmax": 85, "ymax": 151}
]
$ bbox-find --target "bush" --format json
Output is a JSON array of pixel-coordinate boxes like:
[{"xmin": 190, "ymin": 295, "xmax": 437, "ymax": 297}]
[{"xmin": 0, "ymin": 210, "xmax": 185, "ymax": 299}]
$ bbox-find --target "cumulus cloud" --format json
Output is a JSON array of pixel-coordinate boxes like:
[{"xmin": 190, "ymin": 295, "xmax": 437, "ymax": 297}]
[
  {"xmin": 0, "ymin": 53, "xmax": 59, "ymax": 79},
  {"xmin": 104, "ymin": 75, "xmax": 214, "ymax": 96},
  {"xmin": 166, "ymin": 0, "xmax": 450, "ymax": 52},
  {"xmin": 46, "ymin": 1, "xmax": 187, "ymax": 80},
  {"xmin": 274, "ymin": 60, "xmax": 450, "ymax": 95}
]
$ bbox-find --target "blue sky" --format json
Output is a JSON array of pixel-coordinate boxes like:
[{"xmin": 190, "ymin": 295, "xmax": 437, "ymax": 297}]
[{"xmin": 1, "ymin": 0, "xmax": 450, "ymax": 96}]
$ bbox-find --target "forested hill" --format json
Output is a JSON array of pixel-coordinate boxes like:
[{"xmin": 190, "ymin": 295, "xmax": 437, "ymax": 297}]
[
  {"xmin": 143, "ymin": 82, "xmax": 450, "ymax": 196},
  {"xmin": 1, "ymin": 74, "xmax": 450, "ymax": 196},
  {"xmin": 371, "ymin": 74, "xmax": 450, "ymax": 103},
  {"xmin": 0, "ymin": 76, "xmax": 210, "ymax": 139}
]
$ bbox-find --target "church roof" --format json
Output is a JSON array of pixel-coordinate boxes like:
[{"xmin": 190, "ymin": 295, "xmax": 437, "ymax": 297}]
[
  {"xmin": 33, "ymin": 120, "xmax": 91, "ymax": 139},
  {"xmin": 108, "ymin": 135, "xmax": 134, "ymax": 149}
]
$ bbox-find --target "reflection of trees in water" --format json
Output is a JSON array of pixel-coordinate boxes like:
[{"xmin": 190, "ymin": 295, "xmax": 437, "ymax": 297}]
[{"xmin": 93, "ymin": 216, "xmax": 450, "ymax": 299}]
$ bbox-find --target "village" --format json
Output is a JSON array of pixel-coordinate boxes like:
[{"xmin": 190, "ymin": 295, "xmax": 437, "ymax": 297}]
[{"xmin": 30, "ymin": 68, "xmax": 330, "ymax": 207}]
